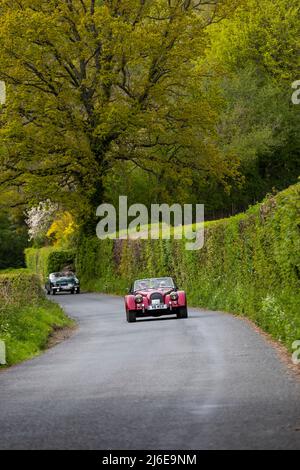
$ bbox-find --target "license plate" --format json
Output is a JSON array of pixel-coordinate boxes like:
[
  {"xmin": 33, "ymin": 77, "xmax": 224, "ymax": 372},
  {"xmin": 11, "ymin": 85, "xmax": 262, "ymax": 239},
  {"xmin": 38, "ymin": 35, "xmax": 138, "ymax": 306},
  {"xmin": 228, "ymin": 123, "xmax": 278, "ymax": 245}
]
[{"xmin": 148, "ymin": 304, "xmax": 168, "ymax": 310}]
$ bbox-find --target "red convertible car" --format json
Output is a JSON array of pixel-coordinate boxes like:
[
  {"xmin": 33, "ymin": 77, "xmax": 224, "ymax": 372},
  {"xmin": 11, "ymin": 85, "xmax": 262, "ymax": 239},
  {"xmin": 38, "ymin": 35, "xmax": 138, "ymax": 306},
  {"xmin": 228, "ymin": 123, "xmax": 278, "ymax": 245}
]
[{"xmin": 125, "ymin": 277, "xmax": 188, "ymax": 323}]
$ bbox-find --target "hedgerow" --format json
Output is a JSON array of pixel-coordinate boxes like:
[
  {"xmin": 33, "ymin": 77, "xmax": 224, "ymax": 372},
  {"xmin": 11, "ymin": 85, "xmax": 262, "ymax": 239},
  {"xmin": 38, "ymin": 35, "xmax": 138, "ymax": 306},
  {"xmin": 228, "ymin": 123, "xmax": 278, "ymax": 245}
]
[
  {"xmin": 75, "ymin": 183, "xmax": 300, "ymax": 350},
  {"xmin": 0, "ymin": 269, "xmax": 43, "ymax": 308},
  {"xmin": 0, "ymin": 270, "xmax": 73, "ymax": 367},
  {"xmin": 25, "ymin": 247, "xmax": 75, "ymax": 280}
]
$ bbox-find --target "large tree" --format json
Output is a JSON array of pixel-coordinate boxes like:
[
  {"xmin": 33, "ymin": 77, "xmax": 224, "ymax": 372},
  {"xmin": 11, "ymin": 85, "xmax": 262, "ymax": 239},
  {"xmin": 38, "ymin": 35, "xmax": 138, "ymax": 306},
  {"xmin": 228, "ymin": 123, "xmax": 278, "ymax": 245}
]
[
  {"xmin": 190, "ymin": 0, "xmax": 300, "ymax": 215},
  {"xmin": 0, "ymin": 0, "xmax": 240, "ymax": 229},
  {"xmin": 0, "ymin": 210, "xmax": 28, "ymax": 269}
]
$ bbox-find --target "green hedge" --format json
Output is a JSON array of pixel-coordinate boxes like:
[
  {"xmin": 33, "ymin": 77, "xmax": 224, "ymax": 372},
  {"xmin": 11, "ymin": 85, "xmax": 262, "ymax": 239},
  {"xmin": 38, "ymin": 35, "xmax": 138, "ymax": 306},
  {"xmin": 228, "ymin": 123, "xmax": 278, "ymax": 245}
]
[
  {"xmin": 25, "ymin": 247, "xmax": 76, "ymax": 280},
  {"xmin": 76, "ymin": 183, "xmax": 300, "ymax": 350},
  {"xmin": 0, "ymin": 269, "xmax": 44, "ymax": 309},
  {"xmin": 0, "ymin": 270, "xmax": 73, "ymax": 366}
]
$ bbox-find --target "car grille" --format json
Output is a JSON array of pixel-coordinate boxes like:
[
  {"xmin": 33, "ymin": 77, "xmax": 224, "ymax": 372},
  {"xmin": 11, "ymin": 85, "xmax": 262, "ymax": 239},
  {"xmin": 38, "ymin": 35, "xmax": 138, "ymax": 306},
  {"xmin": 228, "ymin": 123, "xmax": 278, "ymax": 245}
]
[{"xmin": 150, "ymin": 292, "xmax": 164, "ymax": 304}]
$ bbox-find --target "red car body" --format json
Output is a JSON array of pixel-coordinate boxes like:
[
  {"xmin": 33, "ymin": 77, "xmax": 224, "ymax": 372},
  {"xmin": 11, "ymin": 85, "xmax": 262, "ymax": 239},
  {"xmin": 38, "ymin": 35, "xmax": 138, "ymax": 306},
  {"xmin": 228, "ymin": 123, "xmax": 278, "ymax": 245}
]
[{"xmin": 124, "ymin": 277, "xmax": 188, "ymax": 323}]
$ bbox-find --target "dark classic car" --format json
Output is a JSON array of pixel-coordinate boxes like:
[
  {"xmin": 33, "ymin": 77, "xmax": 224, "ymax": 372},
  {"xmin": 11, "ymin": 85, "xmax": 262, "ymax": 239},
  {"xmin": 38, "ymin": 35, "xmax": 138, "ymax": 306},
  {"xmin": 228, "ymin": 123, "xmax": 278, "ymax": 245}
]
[
  {"xmin": 45, "ymin": 272, "xmax": 80, "ymax": 295},
  {"xmin": 124, "ymin": 277, "xmax": 188, "ymax": 323}
]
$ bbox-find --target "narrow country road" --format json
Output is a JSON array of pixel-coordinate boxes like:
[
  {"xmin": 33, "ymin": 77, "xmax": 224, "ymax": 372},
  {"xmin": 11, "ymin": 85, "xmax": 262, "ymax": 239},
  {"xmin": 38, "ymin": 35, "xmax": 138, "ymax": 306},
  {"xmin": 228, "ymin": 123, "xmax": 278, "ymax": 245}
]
[{"xmin": 0, "ymin": 293, "xmax": 299, "ymax": 450}]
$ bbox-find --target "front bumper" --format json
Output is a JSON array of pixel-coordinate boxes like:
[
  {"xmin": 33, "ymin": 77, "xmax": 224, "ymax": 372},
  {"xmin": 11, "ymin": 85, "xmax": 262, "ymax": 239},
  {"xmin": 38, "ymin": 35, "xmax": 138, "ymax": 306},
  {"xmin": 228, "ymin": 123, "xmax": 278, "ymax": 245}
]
[
  {"xmin": 135, "ymin": 304, "xmax": 182, "ymax": 317},
  {"xmin": 52, "ymin": 285, "xmax": 80, "ymax": 292}
]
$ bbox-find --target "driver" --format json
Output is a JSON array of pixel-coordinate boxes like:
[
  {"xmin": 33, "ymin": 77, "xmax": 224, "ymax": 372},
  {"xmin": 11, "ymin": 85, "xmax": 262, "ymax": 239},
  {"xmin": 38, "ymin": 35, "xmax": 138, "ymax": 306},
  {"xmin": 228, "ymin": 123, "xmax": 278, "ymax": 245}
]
[{"xmin": 137, "ymin": 280, "xmax": 148, "ymax": 290}]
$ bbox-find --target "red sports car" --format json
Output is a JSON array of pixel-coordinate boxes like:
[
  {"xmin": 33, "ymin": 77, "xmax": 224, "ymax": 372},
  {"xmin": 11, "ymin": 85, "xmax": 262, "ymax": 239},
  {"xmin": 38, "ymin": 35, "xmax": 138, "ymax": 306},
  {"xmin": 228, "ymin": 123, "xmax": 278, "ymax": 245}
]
[{"xmin": 125, "ymin": 277, "xmax": 188, "ymax": 323}]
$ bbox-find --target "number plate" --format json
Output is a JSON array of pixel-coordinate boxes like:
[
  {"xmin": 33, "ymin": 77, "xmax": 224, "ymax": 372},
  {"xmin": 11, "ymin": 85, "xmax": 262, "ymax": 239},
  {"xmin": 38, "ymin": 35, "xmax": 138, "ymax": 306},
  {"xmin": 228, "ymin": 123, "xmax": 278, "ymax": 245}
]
[{"xmin": 148, "ymin": 304, "xmax": 168, "ymax": 310}]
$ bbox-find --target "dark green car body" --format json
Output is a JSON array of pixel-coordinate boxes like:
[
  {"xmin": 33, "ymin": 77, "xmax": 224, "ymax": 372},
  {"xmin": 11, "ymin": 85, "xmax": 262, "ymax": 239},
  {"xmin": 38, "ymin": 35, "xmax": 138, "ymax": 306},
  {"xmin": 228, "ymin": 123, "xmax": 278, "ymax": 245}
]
[{"xmin": 45, "ymin": 272, "xmax": 80, "ymax": 295}]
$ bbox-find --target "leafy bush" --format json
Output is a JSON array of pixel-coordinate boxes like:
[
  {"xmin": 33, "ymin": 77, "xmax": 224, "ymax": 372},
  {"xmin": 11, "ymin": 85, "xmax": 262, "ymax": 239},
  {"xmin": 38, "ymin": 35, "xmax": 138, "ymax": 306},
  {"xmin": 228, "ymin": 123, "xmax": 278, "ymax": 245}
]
[
  {"xmin": 0, "ymin": 270, "xmax": 73, "ymax": 367},
  {"xmin": 0, "ymin": 301, "xmax": 73, "ymax": 366},
  {"xmin": 25, "ymin": 247, "xmax": 76, "ymax": 280},
  {"xmin": 76, "ymin": 183, "xmax": 300, "ymax": 351},
  {"xmin": 0, "ymin": 211, "xmax": 28, "ymax": 269},
  {"xmin": 0, "ymin": 269, "xmax": 44, "ymax": 309}
]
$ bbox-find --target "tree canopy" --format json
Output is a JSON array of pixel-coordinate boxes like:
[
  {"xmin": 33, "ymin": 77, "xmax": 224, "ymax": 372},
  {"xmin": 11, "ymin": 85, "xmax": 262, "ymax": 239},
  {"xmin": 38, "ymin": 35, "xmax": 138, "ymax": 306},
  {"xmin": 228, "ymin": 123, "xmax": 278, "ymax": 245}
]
[
  {"xmin": 0, "ymin": 0, "xmax": 299, "ymax": 229},
  {"xmin": 0, "ymin": 0, "xmax": 242, "ymax": 227}
]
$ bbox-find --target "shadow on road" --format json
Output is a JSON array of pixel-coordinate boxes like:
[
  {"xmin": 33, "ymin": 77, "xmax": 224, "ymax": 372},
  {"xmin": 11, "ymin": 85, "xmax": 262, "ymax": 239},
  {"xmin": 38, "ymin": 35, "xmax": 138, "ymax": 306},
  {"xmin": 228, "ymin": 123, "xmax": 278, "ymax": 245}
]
[{"xmin": 135, "ymin": 316, "xmax": 179, "ymax": 323}]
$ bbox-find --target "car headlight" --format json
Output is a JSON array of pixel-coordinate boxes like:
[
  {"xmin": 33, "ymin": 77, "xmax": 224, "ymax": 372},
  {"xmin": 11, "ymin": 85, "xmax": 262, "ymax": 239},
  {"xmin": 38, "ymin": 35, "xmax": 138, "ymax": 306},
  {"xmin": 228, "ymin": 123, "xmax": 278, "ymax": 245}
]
[
  {"xmin": 135, "ymin": 294, "xmax": 143, "ymax": 304},
  {"xmin": 170, "ymin": 291, "xmax": 178, "ymax": 301}
]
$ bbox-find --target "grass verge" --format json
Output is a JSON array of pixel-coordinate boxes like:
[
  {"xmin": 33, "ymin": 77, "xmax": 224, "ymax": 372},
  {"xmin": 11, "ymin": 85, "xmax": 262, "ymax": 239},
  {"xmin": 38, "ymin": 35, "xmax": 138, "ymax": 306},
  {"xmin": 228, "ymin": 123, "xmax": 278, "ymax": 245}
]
[{"xmin": 0, "ymin": 299, "xmax": 74, "ymax": 368}]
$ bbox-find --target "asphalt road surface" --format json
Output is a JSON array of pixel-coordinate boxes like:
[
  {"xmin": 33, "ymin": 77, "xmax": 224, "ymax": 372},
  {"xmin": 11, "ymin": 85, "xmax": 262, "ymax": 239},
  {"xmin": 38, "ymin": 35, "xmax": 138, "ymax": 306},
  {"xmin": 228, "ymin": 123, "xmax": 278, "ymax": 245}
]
[{"xmin": 0, "ymin": 293, "xmax": 300, "ymax": 450}]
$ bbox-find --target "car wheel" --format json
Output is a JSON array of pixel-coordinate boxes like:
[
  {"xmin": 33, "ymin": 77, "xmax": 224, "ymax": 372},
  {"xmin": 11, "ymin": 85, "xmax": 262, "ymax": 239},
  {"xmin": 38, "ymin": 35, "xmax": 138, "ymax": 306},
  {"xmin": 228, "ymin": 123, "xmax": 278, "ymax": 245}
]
[
  {"xmin": 76, "ymin": 288, "xmax": 80, "ymax": 294},
  {"xmin": 71, "ymin": 289, "xmax": 75, "ymax": 294},
  {"xmin": 177, "ymin": 307, "xmax": 188, "ymax": 319},
  {"xmin": 51, "ymin": 288, "xmax": 56, "ymax": 296},
  {"xmin": 127, "ymin": 310, "xmax": 136, "ymax": 323}
]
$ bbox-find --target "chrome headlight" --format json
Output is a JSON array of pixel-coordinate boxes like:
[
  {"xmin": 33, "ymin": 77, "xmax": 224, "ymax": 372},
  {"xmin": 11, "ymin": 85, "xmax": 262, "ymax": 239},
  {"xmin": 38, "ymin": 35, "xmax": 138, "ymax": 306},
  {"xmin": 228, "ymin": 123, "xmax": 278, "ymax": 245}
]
[
  {"xmin": 170, "ymin": 291, "xmax": 178, "ymax": 301},
  {"xmin": 135, "ymin": 294, "xmax": 143, "ymax": 304}
]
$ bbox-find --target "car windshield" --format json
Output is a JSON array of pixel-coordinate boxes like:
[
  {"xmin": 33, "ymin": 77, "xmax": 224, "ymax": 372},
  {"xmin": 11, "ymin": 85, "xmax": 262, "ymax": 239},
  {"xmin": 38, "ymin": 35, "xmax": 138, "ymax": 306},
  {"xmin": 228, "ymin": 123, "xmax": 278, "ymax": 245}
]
[
  {"xmin": 50, "ymin": 272, "xmax": 75, "ymax": 280},
  {"xmin": 134, "ymin": 277, "xmax": 175, "ymax": 291}
]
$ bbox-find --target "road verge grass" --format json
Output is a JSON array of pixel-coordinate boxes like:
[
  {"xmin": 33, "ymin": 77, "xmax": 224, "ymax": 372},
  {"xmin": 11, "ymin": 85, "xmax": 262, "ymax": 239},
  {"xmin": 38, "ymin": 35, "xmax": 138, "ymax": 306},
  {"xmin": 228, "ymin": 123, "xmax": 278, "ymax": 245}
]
[{"xmin": 0, "ymin": 270, "xmax": 74, "ymax": 367}]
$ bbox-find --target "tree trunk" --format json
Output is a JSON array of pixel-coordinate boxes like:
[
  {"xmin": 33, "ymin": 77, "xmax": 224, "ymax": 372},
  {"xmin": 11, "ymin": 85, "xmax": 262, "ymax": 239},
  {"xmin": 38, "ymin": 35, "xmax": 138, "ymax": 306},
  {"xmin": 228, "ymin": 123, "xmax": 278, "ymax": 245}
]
[{"xmin": 80, "ymin": 178, "xmax": 105, "ymax": 237}]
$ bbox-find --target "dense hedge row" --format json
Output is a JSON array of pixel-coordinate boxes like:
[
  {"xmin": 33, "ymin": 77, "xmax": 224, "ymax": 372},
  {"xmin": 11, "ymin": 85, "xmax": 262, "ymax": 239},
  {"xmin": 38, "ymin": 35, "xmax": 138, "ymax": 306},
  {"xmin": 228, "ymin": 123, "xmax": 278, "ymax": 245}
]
[
  {"xmin": 25, "ymin": 247, "xmax": 75, "ymax": 280},
  {"xmin": 76, "ymin": 183, "xmax": 300, "ymax": 350},
  {"xmin": 0, "ymin": 269, "xmax": 73, "ymax": 366},
  {"xmin": 0, "ymin": 269, "xmax": 44, "ymax": 310}
]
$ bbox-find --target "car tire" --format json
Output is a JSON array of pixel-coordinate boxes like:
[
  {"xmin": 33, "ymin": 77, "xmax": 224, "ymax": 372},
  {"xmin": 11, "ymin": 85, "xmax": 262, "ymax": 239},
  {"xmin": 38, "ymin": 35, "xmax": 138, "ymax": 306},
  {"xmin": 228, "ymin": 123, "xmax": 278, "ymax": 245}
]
[
  {"xmin": 76, "ymin": 288, "xmax": 80, "ymax": 294},
  {"xmin": 71, "ymin": 289, "xmax": 75, "ymax": 294},
  {"xmin": 127, "ymin": 310, "xmax": 136, "ymax": 323},
  {"xmin": 177, "ymin": 307, "xmax": 188, "ymax": 319},
  {"xmin": 51, "ymin": 288, "xmax": 56, "ymax": 296}
]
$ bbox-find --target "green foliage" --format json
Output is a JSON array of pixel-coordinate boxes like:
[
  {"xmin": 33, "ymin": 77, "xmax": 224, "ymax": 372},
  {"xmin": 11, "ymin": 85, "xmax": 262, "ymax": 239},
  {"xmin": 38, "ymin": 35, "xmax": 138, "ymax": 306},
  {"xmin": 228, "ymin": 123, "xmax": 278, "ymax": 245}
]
[
  {"xmin": 0, "ymin": 0, "xmax": 240, "ymax": 226},
  {"xmin": 0, "ymin": 0, "xmax": 298, "ymax": 222},
  {"xmin": 0, "ymin": 270, "xmax": 73, "ymax": 366},
  {"xmin": 76, "ymin": 237, "xmax": 122, "ymax": 292},
  {"xmin": 196, "ymin": 0, "xmax": 300, "ymax": 215},
  {"xmin": 0, "ymin": 302, "xmax": 73, "ymax": 366},
  {"xmin": 208, "ymin": 0, "xmax": 299, "ymax": 81},
  {"xmin": 103, "ymin": 0, "xmax": 300, "ymax": 217},
  {"xmin": 25, "ymin": 247, "xmax": 76, "ymax": 280},
  {"xmin": 0, "ymin": 269, "xmax": 43, "ymax": 307},
  {"xmin": 0, "ymin": 211, "xmax": 28, "ymax": 269},
  {"xmin": 75, "ymin": 183, "xmax": 300, "ymax": 350}
]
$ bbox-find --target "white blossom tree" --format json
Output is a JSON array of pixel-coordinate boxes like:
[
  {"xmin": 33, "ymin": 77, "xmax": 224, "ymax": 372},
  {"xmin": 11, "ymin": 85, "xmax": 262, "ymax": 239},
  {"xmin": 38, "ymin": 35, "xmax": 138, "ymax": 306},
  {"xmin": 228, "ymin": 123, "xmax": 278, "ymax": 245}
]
[{"xmin": 25, "ymin": 200, "xmax": 58, "ymax": 243}]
